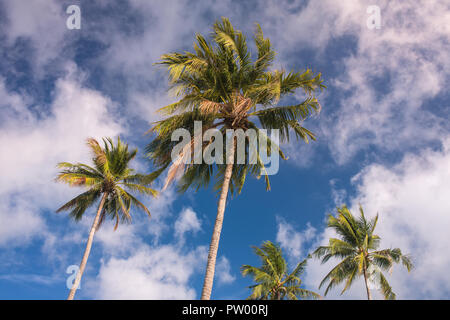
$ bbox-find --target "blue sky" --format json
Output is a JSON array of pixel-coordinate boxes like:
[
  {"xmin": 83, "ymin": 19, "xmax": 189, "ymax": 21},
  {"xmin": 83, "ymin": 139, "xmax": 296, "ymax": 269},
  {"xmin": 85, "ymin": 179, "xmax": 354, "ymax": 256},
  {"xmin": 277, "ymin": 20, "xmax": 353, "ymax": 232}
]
[{"xmin": 0, "ymin": 0, "xmax": 449, "ymax": 300}]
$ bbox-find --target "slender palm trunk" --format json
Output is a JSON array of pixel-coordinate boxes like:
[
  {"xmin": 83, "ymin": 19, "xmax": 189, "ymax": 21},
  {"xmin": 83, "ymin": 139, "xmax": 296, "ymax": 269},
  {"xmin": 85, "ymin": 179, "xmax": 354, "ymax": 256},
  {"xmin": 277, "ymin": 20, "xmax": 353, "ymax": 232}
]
[
  {"xmin": 200, "ymin": 138, "xmax": 235, "ymax": 300},
  {"xmin": 67, "ymin": 192, "xmax": 108, "ymax": 300},
  {"xmin": 363, "ymin": 266, "xmax": 372, "ymax": 300}
]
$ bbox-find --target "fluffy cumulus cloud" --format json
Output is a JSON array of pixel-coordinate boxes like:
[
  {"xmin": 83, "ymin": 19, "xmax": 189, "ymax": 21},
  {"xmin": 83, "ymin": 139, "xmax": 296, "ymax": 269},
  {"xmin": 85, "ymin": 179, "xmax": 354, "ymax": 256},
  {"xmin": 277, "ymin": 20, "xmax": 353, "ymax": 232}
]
[
  {"xmin": 174, "ymin": 207, "xmax": 202, "ymax": 243},
  {"xmin": 0, "ymin": 197, "xmax": 46, "ymax": 247},
  {"xmin": 276, "ymin": 217, "xmax": 316, "ymax": 263},
  {"xmin": 304, "ymin": 139, "xmax": 450, "ymax": 299},
  {"xmin": 215, "ymin": 256, "xmax": 236, "ymax": 286},
  {"xmin": 92, "ymin": 244, "xmax": 207, "ymax": 299},
  {"xmin": 318, "ymin": 0, "xmax": 449, "ymax": 163},
  {"xmin": 1, "ymin": 0, "xmax": 68, "ymax": 74},
  {"xmin": 62, "ymin": 196, "xmax": 208, "ymax": 299}
]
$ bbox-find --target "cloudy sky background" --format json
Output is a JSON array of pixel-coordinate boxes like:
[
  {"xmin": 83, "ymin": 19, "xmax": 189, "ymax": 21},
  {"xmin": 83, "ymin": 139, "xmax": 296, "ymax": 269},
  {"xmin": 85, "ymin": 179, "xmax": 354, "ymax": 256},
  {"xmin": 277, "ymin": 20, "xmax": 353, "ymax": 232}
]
[{"xmin": 0, "ymin": 0, "xmax": 449, "ymax": 299}]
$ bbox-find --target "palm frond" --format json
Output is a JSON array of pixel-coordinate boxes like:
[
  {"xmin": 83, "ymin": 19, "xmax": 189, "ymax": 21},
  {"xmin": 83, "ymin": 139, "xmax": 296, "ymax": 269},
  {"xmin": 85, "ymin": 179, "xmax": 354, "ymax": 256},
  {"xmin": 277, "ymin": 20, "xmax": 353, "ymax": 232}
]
[
  {"xmin": 314, "ymin": 205, "xmax": 413, "ymax": 299},
  {"xmin": 56, "ymin": 137, "xmax": 156, "ymax": 231},
  {"xmin": 56, "ymin": 188, "xmax": 102, "ymax": 221}
]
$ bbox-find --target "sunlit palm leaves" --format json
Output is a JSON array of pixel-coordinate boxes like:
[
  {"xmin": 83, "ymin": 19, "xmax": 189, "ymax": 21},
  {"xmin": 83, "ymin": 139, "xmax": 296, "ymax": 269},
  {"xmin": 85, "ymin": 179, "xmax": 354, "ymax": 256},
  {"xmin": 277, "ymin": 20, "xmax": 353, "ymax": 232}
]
[
  {"xmin": 241, "ymin": 241, "xmax": 320, "ymax": 300},
  {"xmin": 147, "ymin": 17, "xmax": 325, "ymax": 193},
  {"xmin": 56, "ymin": 137, "xmax": 157, "ymax": 230},
  {"xmin": 313, "ymin": 205, "xmax": 413, "ymax": 299}
]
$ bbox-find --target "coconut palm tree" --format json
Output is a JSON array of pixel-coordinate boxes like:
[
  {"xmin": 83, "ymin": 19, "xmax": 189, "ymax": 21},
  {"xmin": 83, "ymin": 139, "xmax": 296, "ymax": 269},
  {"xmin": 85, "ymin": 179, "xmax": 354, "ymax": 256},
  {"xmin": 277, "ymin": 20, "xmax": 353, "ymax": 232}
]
[
  {"xmin": 241, "ymin": 241, "xmax": 320, "ymax": 300},
  {"xmin": 313, "ymin": 205, "xmax": 413, "ymax": 300},
  {"xmin": 56, "ymin": 137, "xmax": 158, "ymax": 300},
  {"xmin": 147, "ymin": 17, "xmax": 325, "ymax": 299}
]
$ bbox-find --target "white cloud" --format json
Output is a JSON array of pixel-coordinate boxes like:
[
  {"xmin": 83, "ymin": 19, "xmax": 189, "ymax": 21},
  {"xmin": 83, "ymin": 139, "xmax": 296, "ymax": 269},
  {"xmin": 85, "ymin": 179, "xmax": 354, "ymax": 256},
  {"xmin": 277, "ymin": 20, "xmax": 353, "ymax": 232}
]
[
  {"xmin": 0, "ymin": 78, "xmax": 32, "ymax": 122},
  {"xmin": 2, "ymin": 0, "xmax": 68, "ymax": 74},
  {"xmin": 329, "ymin": 179, "xmax": 347, "ymax": 207},
  {"xmin": 174, "ymin": 207, "xmax": 201, "ymax": 243},
  {"xmin": 94, "ymin": 187, "xmax": 185, "ymax": 255},
  {"xmin": 95, "ymin": 223, "xmax": 142, "ymax": 256},
  {"xmin": 92, "ymin": 244, "xmax": 207, "ymax": 299},
  {"xmin": 0, "ymin": 64, "xmax": 124, "ymax": 247},
  {"xmin": 142, "ymin": 185, "xmax": 177, "ymax": 242},
  {"xmin": 319, "ymin": 0, "xmax": 450, "ymax": 163},
  {"xmin": 215, "ymin": 256, "xmax": 235, "ymax": 286},
  {"xmin": 75, "ymin": 201, "xmax": 208, "ymax": 300},
  {"xmin": 305, "ymin": 138, "xmax": 450, "ymax": 299},
  {"xmin": 0, "ymin": 196, "xmax": 46, "ymax": 247},
  {"xmin": 0, "ymin": 64, "xmax": 123, "ymax": 195},
  {"xmin": 276, "ymin": 217, "xmax": 316, "ymax": 263}
]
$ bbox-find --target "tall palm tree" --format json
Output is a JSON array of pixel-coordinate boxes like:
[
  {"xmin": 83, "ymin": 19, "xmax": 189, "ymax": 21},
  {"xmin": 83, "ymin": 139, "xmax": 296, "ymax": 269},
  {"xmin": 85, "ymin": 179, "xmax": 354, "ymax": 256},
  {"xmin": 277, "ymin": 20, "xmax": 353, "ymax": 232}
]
[
  {"xmin": 241, "ymin": 241, "xmax": 320, "ymax": 300},
  {"xmin": 147, "ymin": 17, "xmax": 325, "ymax": 300},
  {"xmin": 313, "ymin": 205, "xmax": 413, "ymax": 300},
  {"xmin": 56, "ymin": 137, "xmax": 158, "ymax": 300}
]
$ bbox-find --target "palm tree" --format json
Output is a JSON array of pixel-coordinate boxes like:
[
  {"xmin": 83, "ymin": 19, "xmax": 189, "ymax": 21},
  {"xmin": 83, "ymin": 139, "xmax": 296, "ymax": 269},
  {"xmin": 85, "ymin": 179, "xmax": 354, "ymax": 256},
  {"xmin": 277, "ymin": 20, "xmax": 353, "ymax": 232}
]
[
  {"xmin": 313, "ymin": 205, "xmax": 413, "ymax": 300},
  {"xmin": 56, "ymin": 137, "xmax": 158, "ymax": 300},
  {"xmin": 241, "ymin": 241, "xmax": 320, "ymax": 300},
  {"xmin": 147, "ymin": 17, "xmax": 325, "ymax": 300}
]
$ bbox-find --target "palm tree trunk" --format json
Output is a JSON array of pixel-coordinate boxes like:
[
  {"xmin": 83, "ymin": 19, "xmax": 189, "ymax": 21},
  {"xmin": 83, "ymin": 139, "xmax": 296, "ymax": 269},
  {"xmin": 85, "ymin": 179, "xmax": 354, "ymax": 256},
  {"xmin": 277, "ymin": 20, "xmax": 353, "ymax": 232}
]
[
  {"xmin": 363, "ymin": 266, "xmax": 372, "ymax": 300},
  {"xmin": 200, "ymin": 138, "xmax": 235, "ymax": 300},
  {"xmin": 67, "ymin": 192, "xmax": 108, "ymax": 300}
]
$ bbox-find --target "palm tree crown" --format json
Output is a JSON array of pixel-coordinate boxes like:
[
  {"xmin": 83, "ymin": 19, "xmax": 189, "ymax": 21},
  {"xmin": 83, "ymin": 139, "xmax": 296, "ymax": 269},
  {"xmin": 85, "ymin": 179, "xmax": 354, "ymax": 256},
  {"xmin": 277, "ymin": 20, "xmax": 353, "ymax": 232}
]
[
  {"xmin": 147, "ymin": 17, "xmax": 325, "ymax": 193},
  {"xmin": 241, "ymin": 241, "xmax": 320, "ymax": 300},
  {"xmin": 57, "ymin": 137, "xmax": 157, "ymax": 229},
  {"xmin": 313, "ymin": 205, "xmax": 413, "ymax": 300}
]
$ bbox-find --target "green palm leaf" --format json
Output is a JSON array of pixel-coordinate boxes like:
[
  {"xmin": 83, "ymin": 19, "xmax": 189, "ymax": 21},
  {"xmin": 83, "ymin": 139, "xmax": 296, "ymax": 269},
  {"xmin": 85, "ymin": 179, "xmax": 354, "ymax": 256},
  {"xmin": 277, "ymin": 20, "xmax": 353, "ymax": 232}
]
[
  {"xmin": 56, "ymin": 137, "xmax": 157, "ymax": 228},
  {"xmin": 242, "ymin": 241, "xmax": 320, "ymax": 300},
  {"xmin": 313, "ymin": 205, "xmax": 413, "ymax": 299}
]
